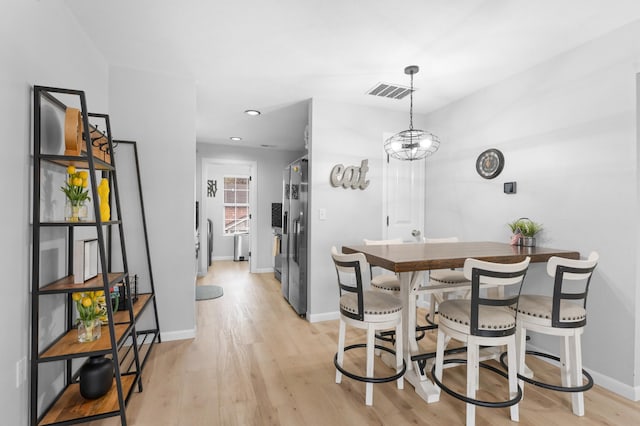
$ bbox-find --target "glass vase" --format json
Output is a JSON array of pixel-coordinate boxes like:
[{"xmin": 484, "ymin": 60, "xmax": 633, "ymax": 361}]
[
  {"xmin": 65, "ymin": 200, "xmax": 88, "ymax": 222},
  {"xmin": 77, "ymin": 319, "xmax": 101, "ymax": 343}
]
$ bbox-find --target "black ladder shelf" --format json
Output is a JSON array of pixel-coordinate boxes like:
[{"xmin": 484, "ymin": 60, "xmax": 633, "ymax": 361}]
[{"xmin": 30, "ymin": 86, "xmax": 159, "ymax": 426}]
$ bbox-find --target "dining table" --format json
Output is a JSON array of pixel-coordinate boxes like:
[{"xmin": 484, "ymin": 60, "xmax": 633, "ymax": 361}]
[{"xmin": 341, "ymin": 241, "xmax": 580, "ymax": 403}]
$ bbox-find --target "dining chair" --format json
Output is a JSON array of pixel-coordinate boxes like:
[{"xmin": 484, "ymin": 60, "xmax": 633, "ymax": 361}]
[
  {"xmin": 363, "ymin": 238, "xmax": 403, "ymax": 293},
  {"xmin": 423, "ymin": 237, "xmax": 471, "ymax": 325},
  {"xmin": 331, "ymin": 246, "xmax": 406, "ymax": 406},
  {"xmin": 363, "ymin": 238, "xmax": 426, "ymax": 343},
  {"xmin": 431, "ymin": 257, "xmax": 530, "ymax": 426},
  {"xmin": 510, "ymin": 252, "xmax": 598, "ymax": 416}
]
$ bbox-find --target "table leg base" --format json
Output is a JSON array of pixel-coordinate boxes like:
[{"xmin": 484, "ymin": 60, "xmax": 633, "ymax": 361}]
[{"xmin": 405, "ymin": 369, "xmax": 441, "ymax": 403}]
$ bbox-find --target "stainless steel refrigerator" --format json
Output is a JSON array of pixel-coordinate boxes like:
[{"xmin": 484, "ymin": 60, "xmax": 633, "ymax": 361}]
[{"xmin": 281, "ymin": 157, "xmax": 308, "ymax": 316}]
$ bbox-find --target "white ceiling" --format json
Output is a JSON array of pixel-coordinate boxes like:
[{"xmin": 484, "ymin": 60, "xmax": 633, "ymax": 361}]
[{"xmin": 64, "ymin": 0, "xmax": 640, "ymax": 151}]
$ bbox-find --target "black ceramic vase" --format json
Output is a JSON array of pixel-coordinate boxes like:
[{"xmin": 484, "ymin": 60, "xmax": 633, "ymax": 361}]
[{"xmin": 79, "ymin": 355, "xmax": 113, "ymax": 399}]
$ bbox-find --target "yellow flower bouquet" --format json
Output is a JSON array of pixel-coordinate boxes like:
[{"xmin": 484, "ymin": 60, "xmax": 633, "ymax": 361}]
[
  {"xmin": 72, "ymin": 291, "xmax": 106, "ymax": 342},
  {"xmin": 61, "ymin": 166, "xmax": 90, "ymax": 221}
]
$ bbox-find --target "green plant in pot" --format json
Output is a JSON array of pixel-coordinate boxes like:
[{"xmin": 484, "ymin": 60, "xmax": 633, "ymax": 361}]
[{"xmin": 507, "ymin": 218, "xmax": 542, "ymax": 247}]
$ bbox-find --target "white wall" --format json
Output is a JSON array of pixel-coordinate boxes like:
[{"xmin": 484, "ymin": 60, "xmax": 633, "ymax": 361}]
[
  {"xmin": 424, "ymin": 20, "xmax": 640, "ymax": 397},
  {"xmin": 307, "ymin": 98, "xmax": 416, "ymax": 321},
  {"xmin": 109, "ymin": 66, "xmax": 197, "ymax": 341},
  {"xmin": 196, "ymin": 143, "xmax": 303, "ymax": 273},
  {"xmin": 1, "ymin": 1, "xmax": 109, "ymax": 424}
]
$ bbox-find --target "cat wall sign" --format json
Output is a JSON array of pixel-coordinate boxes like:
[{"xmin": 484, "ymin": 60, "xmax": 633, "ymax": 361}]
[{"xmin": 330, "ymin": 159, "xmax": 370, "ymax": 190}]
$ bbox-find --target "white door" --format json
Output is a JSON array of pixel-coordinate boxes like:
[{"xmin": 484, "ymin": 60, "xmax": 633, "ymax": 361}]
[{"xmin": 383, "ymin": 143, "xmax": 426, "ymax": 242}]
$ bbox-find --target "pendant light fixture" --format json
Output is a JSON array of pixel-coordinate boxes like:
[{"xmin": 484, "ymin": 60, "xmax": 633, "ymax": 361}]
[{"xmin": 384, "ymin": 65, "xmax": 440, "ymax": 161}]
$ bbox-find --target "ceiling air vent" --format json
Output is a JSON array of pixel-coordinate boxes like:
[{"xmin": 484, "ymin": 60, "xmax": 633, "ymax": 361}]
[{"xmin": 367, "ymin": 82, "xmax": 413, "ymax": 100}]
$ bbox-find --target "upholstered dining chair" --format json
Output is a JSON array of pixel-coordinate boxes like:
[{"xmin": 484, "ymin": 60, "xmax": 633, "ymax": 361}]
[
  {"xmin": 511, "ymin": 252, "xmax": 598, "ymax": 416},
  {"xmin": 363, "ymin": 238, "xmax": 403, "ymax": 293},
  {"xmin": 423, "ymin": 237, "xmax": 471, "ymax": 325},
  {"xmin": 432, "ymin": 257, "xmax": 530, "ymax": 426},
  {"xmin": 363, "ymin": 238, "xmax": 427, "ymax": 343},
  {"xmin": 331, "ymin": 246, "xmax": 405, "ymax": 406}
]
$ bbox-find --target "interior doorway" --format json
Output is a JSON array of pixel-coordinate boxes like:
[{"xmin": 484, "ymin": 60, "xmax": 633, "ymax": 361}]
[
  {"xmin": 199, "ymin": 158, "xmax": 258, "ymax": 275},
  {"xmin": 382, "ymin": 133, "xmax": 427, "ymax": 242}
]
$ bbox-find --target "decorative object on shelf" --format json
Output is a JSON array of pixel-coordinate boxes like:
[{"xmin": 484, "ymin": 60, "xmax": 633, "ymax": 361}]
[
  {"xmin": 78, "ymin": 355, "xmax": 113, "ymax": 400},
  {"xmin": 110, "ymin": 286, "xmax": 120, "ymax": 313},
  {"xmin": 73, "ymin": 239, "xmax": 98, "ymax": 283},
  {"xmin": 61, "ymin": 165, "xmax": 90, "ymax": 221},
  {"xmin": 73, "ymin": 291, "xmax": 106, "ymax": 342},
  {"xmin": 508, "ymin": 217, "xmax": 542, "ymax": 247},
  {"xmin": 329, "ymin": 159, "xmax": 370, "ymax": 189},
  {"xmin": 112, "ymin": 275, "xmax": 139, "ymax": 311},
  {"xmin": 98, "ymin": 178, "xmax": 110, "ymax": 221},
  {"xmin": 476, "ymin": 148, "xmax": 505, "ymax": 179},
  {"xmin": 384, "ymin": 65, "xmax": 440, "ymax": 161},
  {"xmin": 64, "ymin": 107, "xmax": 83, "ymax": 156}
]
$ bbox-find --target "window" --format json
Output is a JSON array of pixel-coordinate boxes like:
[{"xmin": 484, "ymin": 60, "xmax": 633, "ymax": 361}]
[{"xmin": 223, "ymin": 176, "xmax": 249, "ymax": 234}]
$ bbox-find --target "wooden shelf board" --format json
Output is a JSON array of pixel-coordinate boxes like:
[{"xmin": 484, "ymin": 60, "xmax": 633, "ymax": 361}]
[
  {"xmin": 40, "ymin": 324, "xmax": 130, "ymax": 360},
  {"xmin": 39, "ymin": 219, "xmax": 121, "ymax": 227},
  {"xmin": 40, "ymin": 273, "xmax": 125, "ymax": 294},
  {"xmin": 38, "ymin": 375, "xmax": 135, "ymax": 426},
  {"xmin": 39, "ymin": 154, "xmax": 114, "ymax": 171},
  {"xmin": 113, "ymin": 293, "xmax": 153, "ymax": 324}
]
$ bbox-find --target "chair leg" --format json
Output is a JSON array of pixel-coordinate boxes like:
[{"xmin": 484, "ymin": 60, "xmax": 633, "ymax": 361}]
[
  {"xmin": 433, "ymin": 328, "xmax": 446, "ymax": 399},
  {"xmin": 365, "ymin": 323, "xmax": 375, "ymax": 406},
  {"xmin": 516, "ymin": 323, "xmax": 527, "ymax": 392},
  {"xmin": 429, "ymin": 293, "xmax": 438, "ymax": 320},
  {"xmin": 466, "ymin": 340, "xmax": 478, "ymax": 426},
  {"xmin": 395, "ymin": 319, "xmax": 404, "ymax": 390},
  {"xmin": 335, "ymin": 319, "xmax": 346, "ymax": 384},
  {"xmin": 560, "ymin": 335, "xmax": 571, "ymax": 389},
  {"xmin": 507, "ymin": 338, "xmax": 520, "ymax": 422},
  {"xmin": 570, "ymin": 333, "xmax": 585, "ymax": 416}
]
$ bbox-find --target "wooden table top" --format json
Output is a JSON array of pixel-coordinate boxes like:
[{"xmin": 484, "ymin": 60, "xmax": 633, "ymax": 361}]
[{"xmin": 342, "ymin": 241, "xmax": 580, "ymax": 273}]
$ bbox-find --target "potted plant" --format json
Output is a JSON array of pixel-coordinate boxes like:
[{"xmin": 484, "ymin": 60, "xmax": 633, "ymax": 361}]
[{"xmin": 507, "ymin": 217, "xmax": 542, "ymax": 247}]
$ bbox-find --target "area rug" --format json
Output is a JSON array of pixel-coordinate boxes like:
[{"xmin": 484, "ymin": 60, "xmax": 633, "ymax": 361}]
[{"xmin": 196, "ymin": 285, "xmax": 224, "ymax": 301}]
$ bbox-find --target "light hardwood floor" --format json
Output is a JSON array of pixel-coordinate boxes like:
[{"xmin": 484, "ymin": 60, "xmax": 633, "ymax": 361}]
[{"xmin": 91, "ymin": 260, "xmax": 640, "ymax": 425}]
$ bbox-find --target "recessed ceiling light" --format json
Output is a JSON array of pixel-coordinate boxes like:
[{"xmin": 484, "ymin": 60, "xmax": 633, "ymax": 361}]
[
  {"xmin": 244, "ymin": 109, "xmax": 261, "ymax": 116},
  {"xmin": 230, "ymin": 136, "xmax": 242, "ymax": 141}
]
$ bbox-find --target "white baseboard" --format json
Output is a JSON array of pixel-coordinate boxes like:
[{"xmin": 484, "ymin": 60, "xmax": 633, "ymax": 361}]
[
  {"xmin": 160, "ymin": 328, "xmax": 196, "ymax": 342},
  {"xmin": 255, "ymin": 267, "xmax": 274, "ymax": 273},
  {"xmin": 308, "ymin": 311, "xmax": 340, "ymax": 323},
  {"xmin": 212, "ymin": 256, "xmax": 234, "ymax": 261}
]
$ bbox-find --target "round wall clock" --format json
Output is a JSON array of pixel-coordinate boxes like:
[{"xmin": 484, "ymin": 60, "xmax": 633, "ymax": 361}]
[{"xmin": 475, "ymin": 148, "xmax": 504, "ymax": 179}]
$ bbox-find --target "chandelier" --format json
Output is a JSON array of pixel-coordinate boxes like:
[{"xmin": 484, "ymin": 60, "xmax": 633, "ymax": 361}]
[{"xmin": 384, "ymin": 65, "xmax": 440, "ymax": 161}]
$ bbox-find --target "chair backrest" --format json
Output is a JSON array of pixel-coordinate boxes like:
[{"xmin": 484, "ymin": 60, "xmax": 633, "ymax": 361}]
[
  {"xmin": 331, "ymin": 246, "xmax": 369, "ymax": 321},
  {"xmin": 363, "ymin": 238, "xmax": 402, "ymax": 277},
  {"xmin": 424, "ymin": 236, "xmax": 459, "ymax": 243},
  {"xmin": 363, "ymin": 238, "xmax": 403, "ymax": 245},
  {"xmin": 546, "ymin": 252, "xmax": 598, "ymax": 328},
  {"xmin": 463, "ymin": 257, "xmax": 531, "ymax": 337}
]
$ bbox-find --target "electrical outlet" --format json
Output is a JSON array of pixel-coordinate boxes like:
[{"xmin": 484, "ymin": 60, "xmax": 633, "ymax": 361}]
[
  {"xmin": 16, "ymin": 357, "xmax": 26, "ymax": 388},
  {"xmin": 319, "ymin": 208, "xmax": 327, "ymax": 221}
]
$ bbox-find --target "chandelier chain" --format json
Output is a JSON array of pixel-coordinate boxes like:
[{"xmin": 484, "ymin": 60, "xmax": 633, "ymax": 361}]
[{"xmin": 409, "ymin": 71, "xmax": 414, "ymax": 131}]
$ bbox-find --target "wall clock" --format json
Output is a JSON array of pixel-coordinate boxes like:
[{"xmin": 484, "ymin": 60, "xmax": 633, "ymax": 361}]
[{"xmin": 475, "ymin": 148, "xmax": 504, "ymax": 179}]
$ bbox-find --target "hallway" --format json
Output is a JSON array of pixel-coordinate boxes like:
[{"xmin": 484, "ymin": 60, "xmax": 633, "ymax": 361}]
[{"xmin": 90, "ymin": 261, "xmax": 640, "ymax": 425}]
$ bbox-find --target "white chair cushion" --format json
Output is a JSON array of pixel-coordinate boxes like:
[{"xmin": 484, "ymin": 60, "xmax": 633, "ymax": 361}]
[
  {"xmin": 371, "ymin": 275, "xmax": 400, "ymax": 292},
  {"xmin": 429, "ymin": 269, "xmax": 469, "ymax": 284},
  {"xmin": 340, "ymin": 290, "xmax": 402, "ymax": 316},
  {"xmin": 515, "ymin": 295, "xmax": 586, "ymax": 324},
  {"xmin": 438, "ymin": 299, "xmax": 515, "ymax": 332}
]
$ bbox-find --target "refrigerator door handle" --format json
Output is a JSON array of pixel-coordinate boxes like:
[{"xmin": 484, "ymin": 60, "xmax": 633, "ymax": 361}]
[
  {"xmin": 283, "ymin": 211, "xmax": 288, "ymax": 234},
  {"xmin": 293, "ymin": 218, "xmax": 300, "ymax": 263}
]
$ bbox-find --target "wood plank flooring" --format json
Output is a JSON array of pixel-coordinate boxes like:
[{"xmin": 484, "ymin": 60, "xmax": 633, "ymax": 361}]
[{"xmin": 89, "ymin": 261, "xmax": 640, "ymax": 425}]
